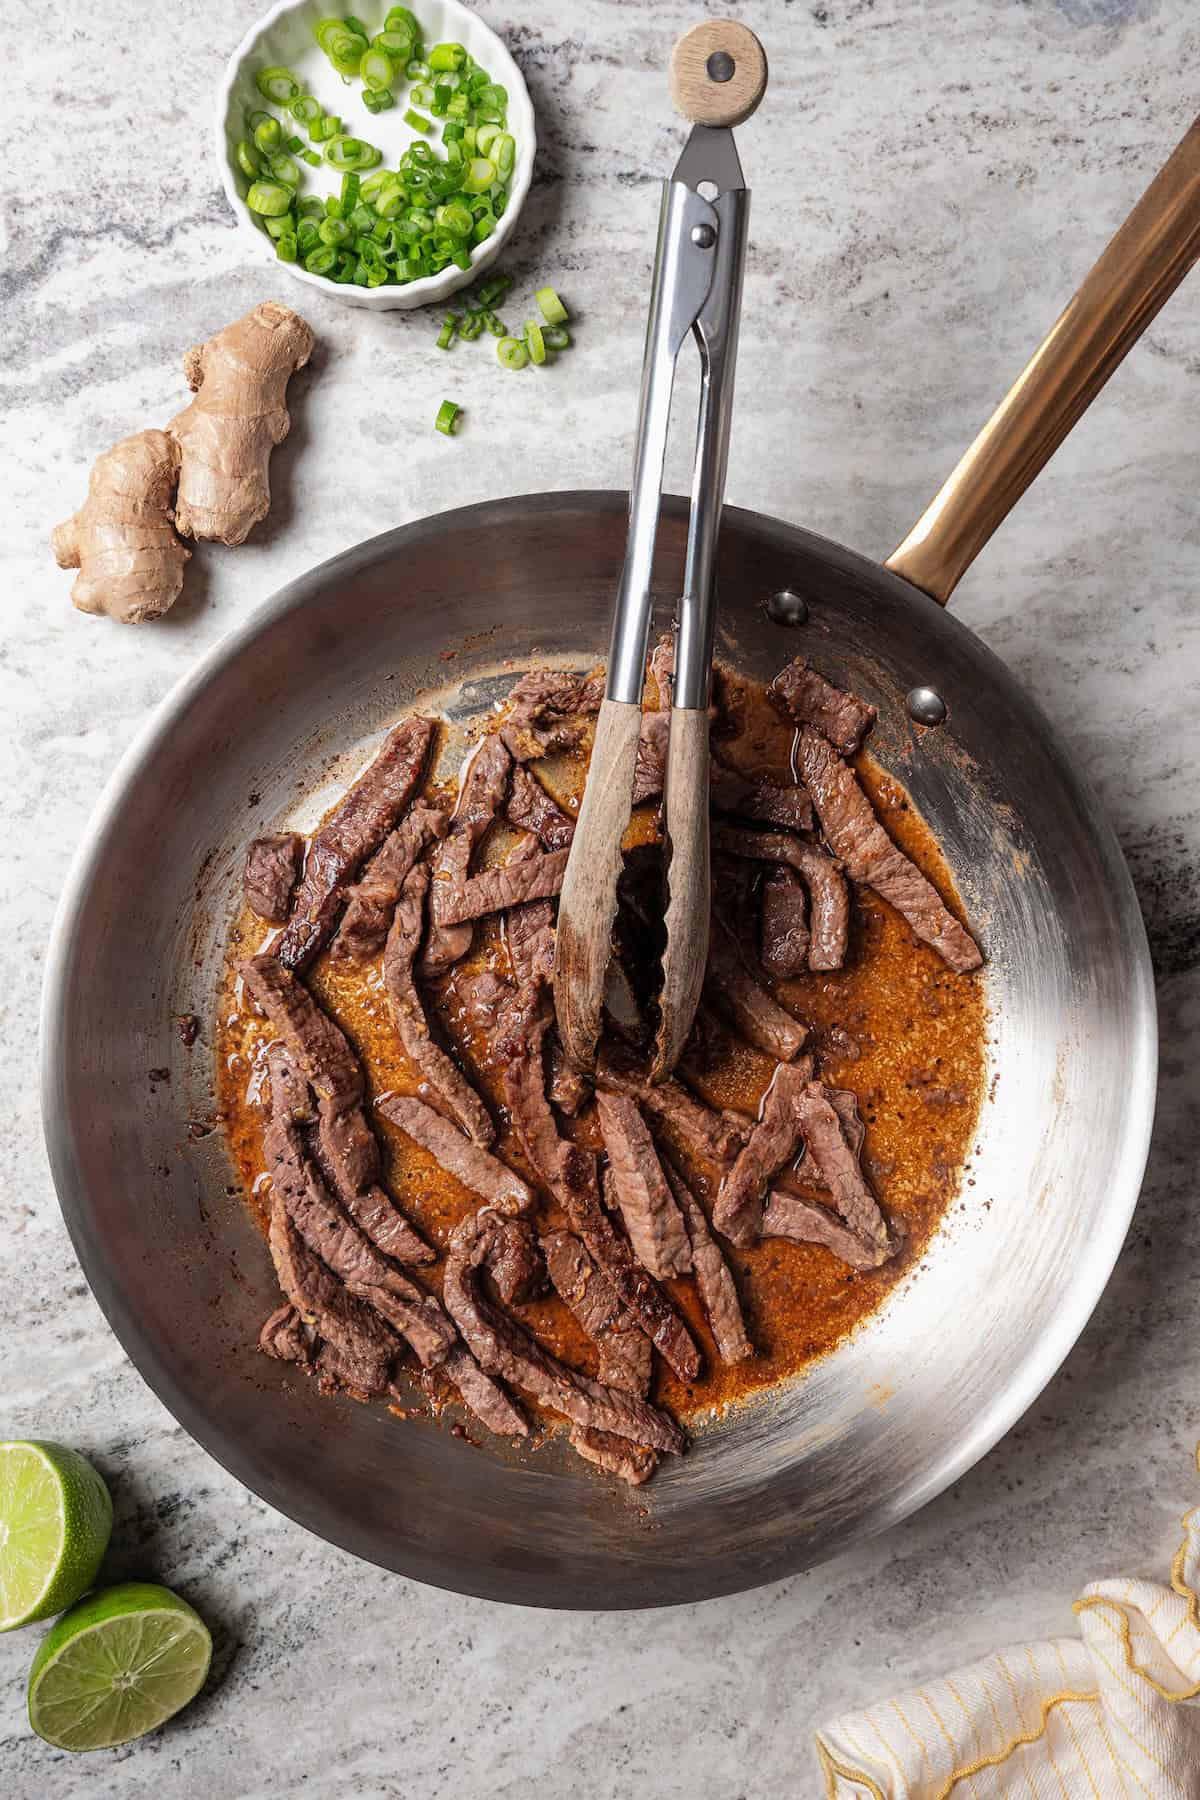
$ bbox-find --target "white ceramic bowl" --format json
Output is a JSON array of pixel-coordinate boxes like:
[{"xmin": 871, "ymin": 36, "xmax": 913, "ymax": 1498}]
[{"xmin": 216, "ymin": 0, "xmax": 536, "ymax": 310}]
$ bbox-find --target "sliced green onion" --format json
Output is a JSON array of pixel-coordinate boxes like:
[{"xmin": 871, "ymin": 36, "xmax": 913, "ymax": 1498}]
[
  {"xmin": 435, "ymin": 399, "xmax": 463, "ymax": 435},
  {"xmin": 264, "ymin": 211, "xmax": 295, "ymax": 239},
  {"xmin": 316, "ymin": 20, "xmax": 368, "ymax": 76},
  {"xmin": 335, "ymin": 251, "xmax": 359, "ymax": 283},
  {"xmin": 429, "ymin": 42, "xmax": 466, "ymax": 71},
  {"xmin": 459, "ymin": 312, "xmax": 485, "ymax": 340},
  {"xmin": 442, "ymin": 120, "xmax": 465, "ymax": 143},
  {"xmin": 491, "ymin": 133, "xmax": 515, "ymax": 179},
  {"xmin": 309, "ymin": 113, "xmax": 340, "ymax": 142},
  {"xmin": 361, "ymin": 47, "xmax": 394, "ymax": 89},
  {"xmin": 268, "ymin": 152, "xmax": 301, "ymax": 185},
  {"xmin": 301, "ymin": 148, "xmax": 322, "ymax": 166},
  {"xmin": 256, "ymin": 66, "xmax": 301, "ymax": 104},
  {"xmin": 374, "ymin": 27, "xmax": 413, "ymax": 56},
  {"xmin": 363, "ymin": 87, "xmax": 395, "ymax": 113},
  {"xmin": 247, "ymin": 109, "xmax": 273, "ymax": 132},
  {"xmin": 525, "ymin": 320, "xmax": 546, "ymax": 364},
  {"xmin": 536, "ymin": 285, "xmax": 568, "ymax": 326},
  {"xmin": 285, "ymin": 132, "xmax": 304, "ymax": 153},
  {"xmin": 404, "ymin": 108, "xmax": 433, "ymax": 134},
  {"xmin": 342, "ymin": 13, "xmax": 370, "ymax": 36},
  {"xmin": 305, "ymin": 244, "xmax": 338, "ymax": 274},
  {"xmin": 542, "ymin": 324, "xmax": 570, "ymax": 350},
  {"xmin": 496, "ymin": 335, "xmax": 528, "ymax": 371},
  {"xmin": 325, "ymin": 134, "xmax": 382, "ymax": 171},
  {"xmin": 297, "ymin": 195, "xmax": 326, "ymax": 219},
  {"xmin": 484, "ymin": 310, "xmax": 508, "ymax": 336},
  {"xmin": 340, "ymin": 172, "xmax": 361, "ymax": 211},
  {"xmin": 318, "ymin": 217, "xmax": 351, "ymax": 246},
  {"xmin": 253, "ymin": 116, "xmax": 282, "ymax": 153},
  {"xmin": 405, "ymin": 58, "xmax": 430, "ymax": 78},
  {"xmin": 386, "ymin": 4, "xmax": 421, "ymax": 30},
  {"xmin": 474, "ymin": 122, "xmax": 500, "ymax": 155},
  {"xmin": 275, "ymin": 232, "xmax": 298, "ymax": 263},
  {"xmin": 435, "ymin": 200, "xmax": 473, "ymax": 237},
  {"xmin": 436, "ymin": 315, "xmax": 458, "ymax": 350},
  {"xmin": 411, "ymin": 81, "xmax": 436, "ymax": 107},
  {"xmin": 475, "ymin": 273, "xmax": 511, "ymax": 306},
  {"xmin": 297, "ymin": 218, "xmax": 321, "ymax": 252},
  {"xmin": 235, "ymin": 139, "xmax": 261, "ymax": 180},
  {"xmin": 348, "ymin": 201, "xmax": 376, "ymax": 232},
  {"xmin": 246, "ymin": 180, "xmax": 295, "ymax": 217},
  {"xmin": 460, "ymin": 157, "xmax": 496, "ymax": 194},
  {"xmin": 288, "ymin": 95, "xmax": 323, "ymax": 125},
  {"xmin": 446, "ymin": 90, "xmax": 470, "ymax": 120}
]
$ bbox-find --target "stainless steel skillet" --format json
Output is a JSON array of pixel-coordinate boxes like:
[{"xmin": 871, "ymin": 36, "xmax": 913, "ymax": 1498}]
[{"xmin": 40, "ymin": 117, "xmax": 1199, "ymax": 1609}]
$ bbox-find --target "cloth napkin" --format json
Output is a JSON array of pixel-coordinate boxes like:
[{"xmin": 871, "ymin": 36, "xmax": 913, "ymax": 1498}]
[{"xmin": 815, "ymin": 1502, "xmax": 1200, "ymax": 1797}]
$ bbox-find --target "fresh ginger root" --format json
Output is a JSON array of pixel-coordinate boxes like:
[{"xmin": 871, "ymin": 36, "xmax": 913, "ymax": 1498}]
[
  {"xmin": 168, "ymin": 300, "xmax": 315, "ymax": 546},
  {"xmin": 51, "ymin": 429, "xmax": 191, "ymax": 624}
]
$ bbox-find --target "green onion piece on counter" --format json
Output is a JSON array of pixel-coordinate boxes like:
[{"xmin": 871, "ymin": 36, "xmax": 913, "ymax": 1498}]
[
  {"xmin": 436, "ymin": 315, "xmax": 458, "ymax": 349},
  {"xmin": 460, "ymin": 158, "xmax": 496, "ymax": 194},
  {"xmin": 405, "ymin": 58, "xmax": 430, "ymax": 79},
  {"xmin": 289, "ymin": 95, "xmax": 323, "ymax": 125},
  {"xmin": 459, "ymin": 312, "xmax": 485, "ymax": 340},
  {"xmin": 542, "ymin": 324, "xmax": 570, "ymax": 350},
  {"xmin": 297, "ymin": 195, "xmax": 326, "ymax": 219},
  {"xmin": 363, "ymin": 88, "xmax": 395, "ymax": 112},
  {"xmin": 318, "ymin": 217, "xmax": 351, "ymax": 246},
  {"xmin": 235, "ymin": 140, "xmax": 260, "ymax": 179},
  {"xmin": 325, "ymin": 134, "xmax": 382, "ymax": 171},
  {"xmin": 525, "ymin": 320, "xmax": 546, "ymax": 364},
  {"xmin": 491, "ymin": 133, "xmax": 515, "ymax": 179},
  {"xmin": 275, "ymin": 232, "xmax": 298, "ymax": 262},
  {"xmin": 496, "ymin": 335, "xmax": 528, "ymax": 371},
  {"xmin": 475, "ymin": 273, "xmax": 511, "ymax": 305},
  {"xmin": 256, "ymin": 66, "xmax": 300, "ymax": 103},
  {"xmin": 246, "ymin": 180, "xmax": 295, "ymax": 217},
  {"xmin": 253, "ymin": 116, "xmax": 282, "ymax": 153},
  {"xmin": 429, "ymin": 42, "xmax": 466, "ymax": 70},
  {"xmin": 404, "ymin": 108, "xmax": 433, "ymax": 134},
  {"xmin": 361, "ymin": 47, "xmax": 393, "ymax": 89},
  {"xmin": 484, "ymin": 310, "xmax": 508, "ymax": 336},
  {"xmin": 536, "ymin": 285, "xmax": 568, "ymax": 325},
  {"xmin": 435, "ymin": 399, "xmax": 462, "ymax": 434},
  {"xmin": 268, "ymin": 153, "xmax": 300, "ymax": 185},
  {"xmin": 305, "ymin": 244, "xmax": 338, "ymax": 273}
]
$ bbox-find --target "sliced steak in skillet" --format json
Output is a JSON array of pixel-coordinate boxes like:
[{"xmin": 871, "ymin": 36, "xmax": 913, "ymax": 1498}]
[
  {"xmin": 708, "ymin": 766, "xmax": 814, "ymax": 834},
  {"xmin": 772, "ymin": 656, "xmax": 877, "ymax": 756},
  {"xmin": 440, "ymin": 1345, "xmax": 528, "ymax": 1436},
  {"xmin": 713, "ymin": 1061, "xmax": 814, "ymax": 1247},
  {"xmin": 479, "ymin": 1216, "xmax": 546, "ymax": 1305},
  {"xmin": 502, "ymin": 835, "xmax": 556, "ymax": 990},
  {"xmin": 711, "ymin": 824, "xmax": 849, "ymax": 972},
  {"xmin": 759, "ymin": 866, "xmax": 810, "ymax": 980},
  {"xmin": 797, "ymin": 727, "xmax": 983, "ymax": 973},
  {"xmin": 383, "ymin": 862, "xmax": 495, "ymax": 1146},
  {"xmin": 631, "ymin": 708, "xmax": 670, "ymax": 806},
  {"xmin": 661, "ymin": 1162, "xmax": 753, "ymax": 1364},
  {"xmin": 791, "ymin": 1079, "xmax": 890, "ymax": 1257},
  {"xmin": 278, "ymin": 714, "xmax": 437, "ymax": 972},
  {"xmin": 541, "ymin": 1230, "xmax": 653, "ymax": 1397},
  {"xmin": 547, "ymin": 1038, "xmax": 592, "ymax": 1116},
  {"xmin": 433, "ymin": 847, "xmax": 570, "ymax": 926},
  {"xmin": 240, "ymin": 954, "xmax": 362, "ymax": 1111},
  {"xmin": 258, "ymin": 1303, "xmax": 314, "ymax": 1366},
  {"xmin": 244, "ymin": 832, "xmax": 304, "ymax": 924},
  {"xmin": 309, "ymin": 1104, "xmax": 434, "ymax": 1266},
  {"xmin": 595, "ymin": 1091, "xmax": 693, "ymax": 1280},
  {"xmin": 568, "ymin": 1430, "xmax": 657, "ymax": 1486},
  {"xmin": 759, "ymin": 1190, "xmax": 888, "ymax": 1269},
  {"xmin": 333, "ymin": 802, "xmax": 448, "ymax": 961},
  {"xmin": 597, "ymin": 1051, "xmax": 750, "ymax": 1163},
  {"xmin": 500, "ymin": 670, "xmax": 604, "ymax": 762},
  {"xmin": 375, "ymin": 1092, "xmax": 534, "ymax": 1215},
  {"xmin": 443, "ymin": 1211, "xmax": 684, "ymax": 1454},
  {"xmin": 422, "ymin": 733, "xmax": 512, "ymax": 973},
  {"xmin": 703, "ymin": 916, "xmax": 808, "ymax": 1061},
  {"xmin": 265, "ymin": 1038, "xmax": 315, "ymax": 1125},
  {"xmin": 506, "ymin": 765, "xmax": 576, "ymax": 850},
  {"xmin": 267, "ymin": 1192, "xmax": 394, "ymax": 1397}
]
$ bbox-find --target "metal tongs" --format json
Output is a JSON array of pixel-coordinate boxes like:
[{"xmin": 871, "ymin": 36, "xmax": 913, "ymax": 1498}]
[{"xmin": 554, "ymin": 21, "xmax": 767, "ymax": 1080}]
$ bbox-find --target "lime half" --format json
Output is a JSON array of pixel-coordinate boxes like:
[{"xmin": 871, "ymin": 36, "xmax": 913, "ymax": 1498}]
[
  {"xmin": 28, "ymin": 1581, "xmax": 212, "ymax": 1751},
  {"xmin": 0, "ymin": 1441, "xmax": 113, "ymax": 1632}
]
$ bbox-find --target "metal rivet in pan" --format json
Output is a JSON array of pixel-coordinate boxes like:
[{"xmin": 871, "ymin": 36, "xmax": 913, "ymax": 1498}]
[
  {"xmin": 906, "ymin": 686, "xmax": 947, "ymax": 726},
  {"xmin": 706, "ymin": 50, "xmax": 736, "ymax": 82},
  {"xmin": 764, "ymin": 588, "xmax": 808, "ymax": 626},
  {"xmin": 691, "ymin": 222, "xmax": 717, "ymax": 249}
]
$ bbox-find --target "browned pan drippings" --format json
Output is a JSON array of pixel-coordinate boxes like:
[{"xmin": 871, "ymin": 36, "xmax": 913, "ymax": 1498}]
[{"xmin": 217, "ymin": 663, "xmax": 986, "ymax": 1429}]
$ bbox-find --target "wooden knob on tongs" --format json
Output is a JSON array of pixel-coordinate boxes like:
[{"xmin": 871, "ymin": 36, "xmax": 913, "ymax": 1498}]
[{"xmin": 668, "ymin": 20, "xmax": 768, "ymax": 129}]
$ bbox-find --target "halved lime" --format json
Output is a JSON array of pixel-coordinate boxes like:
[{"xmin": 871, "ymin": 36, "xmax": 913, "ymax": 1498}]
[
  {"xmin": 0, "ymin": 1441, "xmax": 113, "ymax": 1631},
  {"xmin": 28, "ymin": 1582, "xmax": 212, "ymax": 1751}
]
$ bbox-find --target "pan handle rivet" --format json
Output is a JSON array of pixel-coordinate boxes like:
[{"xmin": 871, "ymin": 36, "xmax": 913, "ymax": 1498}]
[
  {"xmin": 765, "ymin": 587, "xmax": 808, "ymax": 626},
  {"xmin": 907, "ymin": 686, "xmax": 947, "ymax": 726},
  {"xmin": 706, "ymin": 50, "xmax": 735, "ymax": 82},
  {"xmin": 691, "ymin": 222, "xmax": 717, "ymax": 248}
]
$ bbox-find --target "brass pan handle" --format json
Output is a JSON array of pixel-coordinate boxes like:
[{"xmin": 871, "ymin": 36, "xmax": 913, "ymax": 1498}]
[{"xmin": 887, "ymin": 114, "xmax": 1200, "ymax": 606}]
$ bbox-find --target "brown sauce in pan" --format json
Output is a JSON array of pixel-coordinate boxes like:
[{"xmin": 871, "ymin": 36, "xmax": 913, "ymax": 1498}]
[{"xmin": 216, "ymin": 666, "xmax": 987, "ymax": 1427}]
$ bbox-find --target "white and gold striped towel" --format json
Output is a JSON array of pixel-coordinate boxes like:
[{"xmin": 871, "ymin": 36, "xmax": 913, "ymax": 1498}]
[{"xmin": 815, "ymin": 1504, "xmax": 1200, "ymax": 1797}]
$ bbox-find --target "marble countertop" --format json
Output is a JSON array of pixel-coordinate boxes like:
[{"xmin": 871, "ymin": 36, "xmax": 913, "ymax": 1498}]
[{"xmin": 4, "ymin": 0, "xmax": 1199, "ymax": 1792}]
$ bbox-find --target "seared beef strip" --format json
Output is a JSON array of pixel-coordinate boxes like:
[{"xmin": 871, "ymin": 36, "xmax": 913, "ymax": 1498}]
[
  {"xmin": 631, "ymin": 709, "xmax": 669, "ymax": 806},
  {"xmin": 712, "ymin": 824, "xmax": 849, "ymax": 972},
  {"xmin": 244, "ymin": 832, "xmax": 304, "ymax": 924},
  {"xmin": 759, "ymin": 1189, "xmax": 887, "ymax": 1268},
  {"xmin": 569, "ymin": 1430, "xmax": 657, "ymax": 1485},
  {"xmin": 433, "ymin": 846, "xmax": 570, "ymax": 926},
  {"xmin": 265, "ymin": 1117, "xmax": 397, "ymax": 1291},
  {"xmin": 709, "ymin": 765, "xmax": 814, "ymax": 834},
  {"xmin": 477, "ymin": 1214, "xmax": 546, "ymax": 1305},
  {"xmin": 377, "ymin": 1092, "xmax": 533, "ymax": 1214},
  {"xmin": 506, "ymin": 765, "xmax": 575, "ymax": 850},
  {"xmin": 547, "ymin": 1039, "xmax": 592, "ymax": 1115},
  {"xmin": 759, "ymin": 866, "xmax": 810, "ymax": 980},
  {"xmin": 713, "ymin": 1061, "xmax": 815, "ymax": 1247},
  {"xmin": 240, "ymin": 954, "xmax": 362, "ymax": 1111},
  {"xmin": 798, "ymin": 728, "xmax": 982, "ymax": 973},
  {"xmin": 791, "ymin": 1080, "xmax": 890, "ymax": 1257},
  {"xmin": 353, "ymin": 1281, "xmax": 459, "ymax": 1367},
  {"xmin": 333, "ymin": 802, "xmax": 448, "ymax": 961},
  {"xmin": 541, "ymin": 1231, "xmax": 652, "ymax": 1396},
  {"xmin": 440, "ymin": 1345, "xmax": 528, "ymax": 1436},
  {"xmin": 278, "ymin": 715, "xmax": 436, "ymax": 971},
  {"xmin": 258, "ymin": 1303, "xmax": 314, "ymax": 1366},
  {"xmin": 595, "ymin": 1091, "xmax": 693, "ymax": 1280},
  {"xmin": 265, "ymin": 1038, "xmax": 315, "ymax": 1124},
  {"xmin": 704, "ymin": 916, "xmax": 808, "ymax": 1061},
  {"xmin": 383, "ymin": 862, "xmax": 495, "ymax": 1146},
  {"xmin": 598, "ymin": 1051, "xmax": 750, "ymax": 1163},
  {"xmin": 444, "ymin": 1211, "xmax": 684, "ymax": 1454},
  {"xmin": 422, "ymin": 734, "xmax": 512, "ymax": 973},
  {"xmin": 503, "ymin": 836, "xmax": 556, "ymax": 990},
  {"xmin": 661, "ymin": 1162, "xmax": 752, "ymax": 1364},
  {"xmin": 500, "ymin": 669, "xmax": 604, "ymax": 762},
  {"xmin": 267, "ymin": 1193, "xmax": 395, "ymax": 1396},
  {"xmin": 772, "ymin": 656, "xmax": 877, "ymax": 757}
]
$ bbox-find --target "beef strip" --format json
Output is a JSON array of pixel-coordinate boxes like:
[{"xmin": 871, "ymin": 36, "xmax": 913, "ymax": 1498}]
[
  {"xmin": 432, "ymin": 846, "xmax": 570, "ymax": 926},
  {"xmin": 440, "ymin": 1345, "xmax": 528, "ymax": 1436},
  {"xmin": 422, "ymin": 733, "xmax": 512, "ymax": 972},
  {"xmin": 709, "ymin": 765, "xmax": 814, "ymax": 833},
  {"xmin": 506, "ymin": 765, "xmax": 576, "ymax": 850},
  {"xmin": 240, "ymin": 954, "xmax": 362, "ymax": 1111},
  {"xmin": 278, "ymin": 715, "xmax": 436, "ymax": 971},
  {"xmin": 267, "ymin": 1192, "xmax": 395, "ymax": 1396},
  {"xmin": 244, "ymin": 832, "xmax": 304, "ymax": 924},
  {"xmin": 333, "ymin": 802, "xmax": 448, "ymax": 961},
  {"xmin": 479, "ymin": 1215, "xmax": 547, "ymax": 1305},
  {"xmin": 500, "ymin": 669, "xmax": 605, "ymax": 762},
  {"xmin": 502, "ymin": 835, "xmax": 556, "ymax": 990},
  {"xmin": 258, "ymin": 1303, "xmax": 314, "ymax": 1366},
  {"xmin": 660, "ymin": 1162, "xmax": 752, "ymax": 1364},
  {"xmin": 798, "ymin": 728, "xmax": 983, "ymax": 972},
  {"xmin": 541, "ymin": 1231, "xmax": 653, "ymax": 1396},
  {"xmin": 759, "ymin": 866, "xmax": 810, "ymax": 979},
  {"xmin": 772, "ymin": 656, "xmax": 877, "ymax": 757},
  {"xmin": 355, "ymin": 1281, "xmax": 460, "ymax": 1368},
  {"xmin": 759, "ymin": 1189, "xmax": 887, "ymax": 1268},
  {"xmin": 496, "ymin": 993, "xmax": 700, "ymax": 1380},
  {"xmin": 631, "ymin": 708, "xmax": 669, "ymax": 806},
  {"xmin": 595, "ymin": 1091, "xmax": 693, "ymax": 1280},
  {"xmin": 383, "ymin": 862, "xmax": 495, "ymax": 1146},
  {"xmin": 711, "ymin": 824, "xmax": 849, "ymax": 972},
  {"xmin": 375, "ymin": 1092, "xmax": 534, "ymax": 1215},
  {"xmin": 568, "ymin": 1430, "xmax": 657, "ymax": 1485},
  {"xmin": 713, "ymin": 1061, "xmax": 815, "ymax": 1247},
  {"xmin": 265, "ymin": 1038, "xmax": 315, "ymax": 1125},
  {"xmin": 444, "ymin": 1211, "xmax": 684, "ymax": 1454},
  {"xmin": 703, "ymin": 916, "xmax": 808, "ymax": 1060},
  {"xmin": 547, "ymin": 1038, "xmax": 592, "ymax": 1116},
  {"xmin": 792, "ymin": 1080, "xmax": 890, "ymax": 1257},
  {"xmin": 597, "ymin": 1051, "xmax": 750, "ymax": 1163}
]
